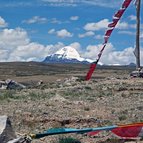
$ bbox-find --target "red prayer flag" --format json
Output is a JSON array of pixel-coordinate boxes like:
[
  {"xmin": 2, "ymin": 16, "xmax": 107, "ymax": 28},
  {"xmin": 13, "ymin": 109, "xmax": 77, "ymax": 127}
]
[
  {"xmin": 104, "ymin": 36, "xmax": 109, "ymax": 43},
  {"xmin": 122, "ymin": 0, "xmax": 132, "ymax": 8},
  {"xmin": 108, "ymin": 20, "xmax": 118, "ymax": 27},
  {"xmin": 112, "ymin": 125, "xmax": 143, "ymax": 138},
  {"xmin": 85, "ymin": 0, "xmax": 133, "ymax": 80},
  {"xmin": 85, "ymin": 63, "xmax": 97, "ymax": 80},
  {"xmin": 105, "ymin": 29, "xmax": 113, "ymax": 37},
  {"xmin": 115, "ymin": 9, "xmax": 125, "ymax": 18},
  {"xmin": 86, "ymin": 123, "xmax": 143, "ymax": 139}
]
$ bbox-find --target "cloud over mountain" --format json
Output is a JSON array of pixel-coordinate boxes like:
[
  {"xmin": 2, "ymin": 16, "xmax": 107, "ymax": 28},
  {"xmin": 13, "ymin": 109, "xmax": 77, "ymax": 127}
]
[
  {"xmin": 0, "ymin": 26, "xmax": 142, "ymax": 65},
  {"xmin": 82, "ymin": 43, "xmax": 143, "ymax": 65},
  {"xmin": 0, "ymin": 27, "xmax": 64, "ymax": 62}
]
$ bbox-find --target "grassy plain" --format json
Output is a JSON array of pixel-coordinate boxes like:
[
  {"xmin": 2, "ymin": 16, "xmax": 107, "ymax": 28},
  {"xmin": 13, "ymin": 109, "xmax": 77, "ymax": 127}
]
[{"xmin": 0, "ymin": 62, "xmax": 143, "ymax": 143}]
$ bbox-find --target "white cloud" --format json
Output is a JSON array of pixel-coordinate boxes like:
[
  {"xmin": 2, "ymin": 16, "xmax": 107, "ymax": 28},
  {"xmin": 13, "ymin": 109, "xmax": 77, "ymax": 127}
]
[
  {"xmin": 0, "ymin": 27, "xmax": 65, "ymax": 62},
  {"xmin": 130, "ymin": 24, "xmax": 136, "ymax": 29},
  {"xmin": 46, "ymin": 42, "xmax": 65, "ymax": 55},
  {"xmin": 23, "ymin": 16, "xmax": 47, "ymax": 24},
  {"xmin": 82, "ymin": 43, "xmax": 143, "ymax": 65},
  {"xmin": 84, "ymin": 19, "xmax": 134, "ymax": 34},
  {"xmin": 116, "ymin": 22, "xmax": 129, "ymax": 29},
  {"xmin": 56, "ymin": 29, "xmax": 73, "ymax": 38},
  {"xmin": 0, "ymin": 26, "xmax": 142, "ymax": 65},
  {"xmin": 100, "ymin": 46, "xmax": 135, "ymax": 65},
  {"xmin": 9, "ymin": 43, "xmax": 46, "ymax": 61},
  {"xmin": 84, "ymin": 19, "xmax": 109, "ymax": 31},
  {"xmin": 0, "ymin": 28, "xmax": 30, "ymax": 49},
  {"xmin": 78, "ymin": 31, "xmax": 95, "ymax": 38},
  {"xmin": 69, "ymin": 42, "xmax": 81, "ymax": 50},
  {"xmin": 9, "ymin": 42, "xmax": 64, "ymax": 61},
  {"xmin": 50, "ymin": 18, "xmax": 69, "ymax": 24},
  {"xmin": 51, "ymin": 18, "xmax": 62, "ymax": 24},
  {"xmin": 70, "ymin": 16, "xmax": 79, "ymax": 21},
  {"xmin": 0, "ymin": 49, "xmax": 9, "ymax": 62},
  {"xmin": 0, "ymin": 28, "xmax": 30, "ymax": 61},
  {"xmin": 0, "ymin": 16, "xmax": 8, "ymax": 27},
  {"xmin": 82, "ymin": 44, "xmax": 102, "ymax": 60},
  {"xmin": 118, "ymin": 31, "xmax": 135, "ymax": 36},
  {"xmin": 94, "ymin": 34, "xmax": 103, "ymax": 40},
  {"xmin": 48, "ymin": 28, "xmax": 73, "ymax": 38},
  {"xmin": 48, "ymin": 28, "xmax": 56, "ymax": 34},
  {"xmin": 128, "ymin": 15, "xmax": 136, "ymax": 21}
]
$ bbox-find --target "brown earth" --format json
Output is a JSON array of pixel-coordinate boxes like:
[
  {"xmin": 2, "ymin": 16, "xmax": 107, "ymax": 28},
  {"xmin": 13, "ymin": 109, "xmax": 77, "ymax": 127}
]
[{"xmin": 0, "ymin": 62, "xmax": 143, "ymax": 143}]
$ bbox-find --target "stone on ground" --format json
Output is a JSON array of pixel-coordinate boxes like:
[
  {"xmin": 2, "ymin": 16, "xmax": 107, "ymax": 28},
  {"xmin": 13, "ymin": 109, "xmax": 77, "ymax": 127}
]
[{"xmin": 0, "ymin": 115, "xmax": 16, "ymax": 143}]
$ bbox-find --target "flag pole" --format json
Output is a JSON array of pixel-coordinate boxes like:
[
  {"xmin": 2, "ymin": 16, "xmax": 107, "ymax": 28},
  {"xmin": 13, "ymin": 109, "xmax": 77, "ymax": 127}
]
[{"xmin": 135, "ymin": 0, "xmax": 141, "ymax": 69}]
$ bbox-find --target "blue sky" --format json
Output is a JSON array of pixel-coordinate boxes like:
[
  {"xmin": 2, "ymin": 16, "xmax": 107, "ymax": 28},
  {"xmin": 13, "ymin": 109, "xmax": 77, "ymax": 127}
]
[{"xmin": 0, "ymin": 0, "xmax": 143, "ymax": 65}]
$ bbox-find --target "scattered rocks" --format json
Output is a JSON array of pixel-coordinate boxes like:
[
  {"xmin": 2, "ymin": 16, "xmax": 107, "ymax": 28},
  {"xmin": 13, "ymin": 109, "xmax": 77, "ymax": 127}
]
[
  {"xmin": 1, "ymin": 74, "xmax": 143, "ymax": 143},
  {"xmin": 0, "ymin": 80, "xmax": 7, "ymax": 89},
  {"xmin": 0, "ymin": 115, "xmax": 16, "ymax": 143},
  {"xmin": 0, "ymin": 79, "xmax": 26, "ymax": 90}
]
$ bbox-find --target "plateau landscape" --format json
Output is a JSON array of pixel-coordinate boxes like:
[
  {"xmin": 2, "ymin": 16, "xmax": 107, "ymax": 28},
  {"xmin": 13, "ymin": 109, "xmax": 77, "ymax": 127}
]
[{"xmin": 0, "ymin": 0, "xmax": 143, "ymax": 143}]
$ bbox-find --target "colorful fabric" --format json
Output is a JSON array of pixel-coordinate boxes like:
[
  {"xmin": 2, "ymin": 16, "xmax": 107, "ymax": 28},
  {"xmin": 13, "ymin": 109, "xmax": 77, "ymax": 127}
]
[
  {"xmin": 85, "ymin": 63, "xmax": 97, "ymax": 80},
  {"xmin": 88, "ymin": 123, "xmax": 143, "ymax": 139},
  {"xmin": 112, "ymin": 126, "xmax": 142, "ymax": 138},
  {"xmin": 85, "ymin": 0, "xmax": 132, "ymax": 80},
  {"xmin": 30, "ymin": 123, "xmax": 143, "ymax": 140}
]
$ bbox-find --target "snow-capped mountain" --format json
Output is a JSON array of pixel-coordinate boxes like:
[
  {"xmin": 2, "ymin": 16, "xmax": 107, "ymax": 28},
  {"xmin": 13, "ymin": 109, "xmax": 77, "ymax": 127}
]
[{"xmin": 43, "ymin": 46, "xmax": 93, "ymax": 64}]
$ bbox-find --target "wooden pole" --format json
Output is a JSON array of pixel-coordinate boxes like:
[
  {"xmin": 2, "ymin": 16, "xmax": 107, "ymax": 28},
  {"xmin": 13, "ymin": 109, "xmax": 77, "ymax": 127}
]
[{"xmin": 136, "ymin": 0, "xmax": 141, "ymax": 69}]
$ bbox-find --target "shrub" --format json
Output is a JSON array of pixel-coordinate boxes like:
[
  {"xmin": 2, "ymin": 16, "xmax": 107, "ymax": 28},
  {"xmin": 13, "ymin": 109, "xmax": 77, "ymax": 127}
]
[
  {"xmin": 0, "ymin": 90, "xmax": 17, "ymax": 100},
  {"xmin": 118, "ymin": 115, "xmax": 127, "ymax": 121}
]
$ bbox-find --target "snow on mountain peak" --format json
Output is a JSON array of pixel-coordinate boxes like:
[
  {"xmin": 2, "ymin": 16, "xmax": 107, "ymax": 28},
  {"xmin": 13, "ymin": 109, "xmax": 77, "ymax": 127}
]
[
  {"xmin": 43, "ymin": 46, "xmax": 95, "ymax": 64},
  {"xmin": 55, "ymin": 46, "xmax": 83, "ymax": 61}
]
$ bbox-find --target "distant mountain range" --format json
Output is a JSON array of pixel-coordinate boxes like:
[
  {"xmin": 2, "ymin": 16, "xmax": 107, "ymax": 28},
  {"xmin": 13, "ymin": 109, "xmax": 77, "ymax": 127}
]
[{"xmin": 43, "ymin": 46, "xmax": 94, "ymax": 64}]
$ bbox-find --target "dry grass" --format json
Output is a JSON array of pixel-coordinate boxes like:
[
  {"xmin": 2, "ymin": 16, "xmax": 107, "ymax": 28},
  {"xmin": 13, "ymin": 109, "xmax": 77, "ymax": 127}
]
[{"xmin": 0, "ymin": 62, "xmax": 143, "ymax": 143}]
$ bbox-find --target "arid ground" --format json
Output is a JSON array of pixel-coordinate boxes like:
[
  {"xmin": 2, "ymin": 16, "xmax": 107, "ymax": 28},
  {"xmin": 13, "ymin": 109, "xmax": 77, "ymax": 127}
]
[{"xmin": 0, "ymin": 62, "xmax": 143, "ymax": 143}]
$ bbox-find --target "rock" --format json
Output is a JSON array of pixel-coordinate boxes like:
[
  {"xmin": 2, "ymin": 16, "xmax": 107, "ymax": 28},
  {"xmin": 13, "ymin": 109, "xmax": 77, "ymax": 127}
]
[
  {"xmin": 0, "ymin": 79, "xmax": 26, "ymax": 90},
  {"xmin": 0, "ymin": 80, "xmax": 7, "ymax": 89},
  {"xmin": 0, "ymin": 115, "xmax": 16, "ymax": 143},
  {"xmin": 6, "ymin": 79, "xmax": 26, "ymax": 90},
  {"xmin": 37, "ymin": 80, "xmax": 43, "ymax": 86}
]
